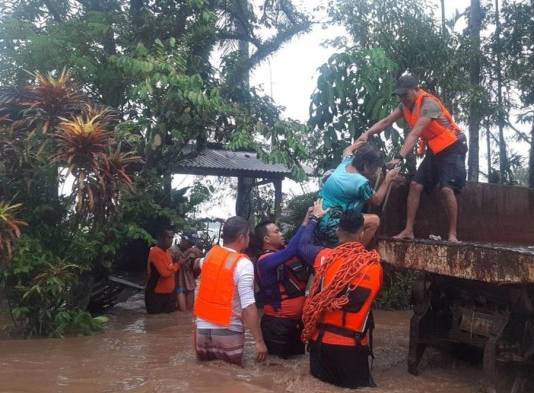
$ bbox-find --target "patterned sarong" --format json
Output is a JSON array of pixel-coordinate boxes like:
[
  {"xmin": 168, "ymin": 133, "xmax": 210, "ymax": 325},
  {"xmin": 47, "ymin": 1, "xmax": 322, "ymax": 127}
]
[{"xmin": 195, "ymin": 328, "xmax": 245, "ymax": 366}]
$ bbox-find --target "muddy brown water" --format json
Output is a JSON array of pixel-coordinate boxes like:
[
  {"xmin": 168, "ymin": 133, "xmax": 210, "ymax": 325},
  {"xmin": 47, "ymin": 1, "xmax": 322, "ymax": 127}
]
[{"xmin": 0, "ymin": 294, "xmax": 485, "ymax": 393}]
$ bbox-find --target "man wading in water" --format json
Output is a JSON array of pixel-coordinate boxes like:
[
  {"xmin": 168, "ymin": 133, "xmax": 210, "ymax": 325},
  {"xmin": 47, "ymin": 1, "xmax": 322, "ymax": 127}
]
[
  {"xmin": 194, "ymin": 216, "xmax": 267, "ymax": 366},
  {"xmin": 253, "ymin": 201, "xmax": 327, "ymax": 358},
  {"xmin": 145, "ymin": 228, "xmax": 180, "ymax": 314},
  {"xmin": 358, "ymin": 74, "xmax": 467, "ymax": 242},
  {"xmin": 298, "ymin": 209, "xmax": 383, "ymax": 388}
]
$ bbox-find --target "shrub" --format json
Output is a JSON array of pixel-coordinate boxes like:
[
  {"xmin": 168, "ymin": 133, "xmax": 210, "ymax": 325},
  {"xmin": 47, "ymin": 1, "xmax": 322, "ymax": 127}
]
[
  {"xmin": 375, "ymin": 267, "xmax": 416, "ymax": 310},
  {"xmin": 3, "ymin": 235, "xmax": 107, "ymax": 337}
]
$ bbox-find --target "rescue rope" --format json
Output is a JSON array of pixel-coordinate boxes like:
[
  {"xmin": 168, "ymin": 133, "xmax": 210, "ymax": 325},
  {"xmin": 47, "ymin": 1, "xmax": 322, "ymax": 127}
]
[{"xmin": 301, "ymin": 242, "xmax": 380, "ymax": 341}]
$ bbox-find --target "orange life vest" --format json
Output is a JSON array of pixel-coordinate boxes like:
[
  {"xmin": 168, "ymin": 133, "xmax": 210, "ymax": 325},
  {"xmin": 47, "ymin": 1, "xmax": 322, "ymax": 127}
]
[
  {"xmin": 313, "ymin": 248, "xmax": 334, "ymax": 271},
  {"xmin": 146, "ymin": 246, "xmax": 179, "ymax": 294},
  {"xmin": 402, "ymin": 89, "xmax": 462, "ymax": 155},
  {"xmin": 256, "ymin": 252, "xmax": 311, "ymax": 319},
  {"xmin": 312, "ymin": 251, "xmax": 383, "ymax": 347},
  {"xmin": 194, "ymin": 245, "xmax": 243, "ymax": 327}
]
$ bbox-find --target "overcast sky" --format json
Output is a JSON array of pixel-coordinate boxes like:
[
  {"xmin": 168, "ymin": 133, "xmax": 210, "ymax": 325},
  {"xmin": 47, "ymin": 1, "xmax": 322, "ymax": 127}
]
[{"xmin": 251, "ymin": 0, "xmax": 472, "ymax": 122}]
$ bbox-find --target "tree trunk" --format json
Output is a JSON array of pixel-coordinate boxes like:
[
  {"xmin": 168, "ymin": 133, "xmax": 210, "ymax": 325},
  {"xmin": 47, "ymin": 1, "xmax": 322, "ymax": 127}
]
[
  {"xmin": 163, "ymin": 174, "xmax": 172, "ymax": 208},
  {"xmin": 440, "ymin": 0, "xmax": 446, "ymax": 36},
  {"xmin": 273, "ymin": 178, "xmax": 282, "ymax": 220},
  {"xmin": 232, "ymin": 0, "xmax": 251, "ymax": 102},
  {"xmin": 529, "ymin": 120, "xmax": 534, "ymax": 188},
  {"xmin": 236, "ymin": 177, "xmax": 254, "ymax": 223},
  {"xmin": 486, "ymin": 126, "xmax": 492, "ymax": 181},
  {"xmin": 495, "ymin": 0, "xmax": 510, "ymax": 184},
  {"xmin": 467, "ymin": 0, "xmax": 482, "ymax": 182}
]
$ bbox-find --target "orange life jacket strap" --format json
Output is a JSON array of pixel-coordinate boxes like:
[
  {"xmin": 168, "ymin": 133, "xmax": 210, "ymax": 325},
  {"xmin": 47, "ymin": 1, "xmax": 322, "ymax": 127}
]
[{"xmin": 317, "ymin": 323, "xmax": 366, "ymax": 341}]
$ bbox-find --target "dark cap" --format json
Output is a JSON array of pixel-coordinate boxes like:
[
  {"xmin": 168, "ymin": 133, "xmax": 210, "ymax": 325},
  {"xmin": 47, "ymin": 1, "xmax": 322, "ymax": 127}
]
[{"xmin": 393, "ymin": 74, "xmax": 418, "ymax": 95}]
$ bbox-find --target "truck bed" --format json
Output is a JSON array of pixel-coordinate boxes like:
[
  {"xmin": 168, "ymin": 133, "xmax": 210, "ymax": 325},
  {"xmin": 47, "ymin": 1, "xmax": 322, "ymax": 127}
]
[{"xmin": 377, "ymin": 238, "xmax": 534, "ymax": 284}]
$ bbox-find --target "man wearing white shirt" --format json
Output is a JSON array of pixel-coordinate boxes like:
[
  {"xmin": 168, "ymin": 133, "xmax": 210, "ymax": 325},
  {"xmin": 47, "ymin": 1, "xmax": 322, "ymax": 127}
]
[{"xmin": 194, "ymin": 216, "xmax": 267, "ymax": 366}]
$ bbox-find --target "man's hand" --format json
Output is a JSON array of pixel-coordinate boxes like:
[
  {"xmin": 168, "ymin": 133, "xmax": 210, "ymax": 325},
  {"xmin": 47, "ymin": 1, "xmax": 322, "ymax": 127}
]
[
  {"xmin": 385, "ymin": 166, "xmax": 401, "ymax": 182},
  {"xmin": 343, "ymin": 138, "xmax": 368, "ymax": 157},
  {"xmin": 185, "ymin": 246, "xmax": 202, "ymax": 260},
  {"xmin": 310, "ymin": 199, "xmax": 328, "ymax": 220},
  {"xmin": 302, "ymin": 206, "xmax": 314, "ymax": 225},
  {"xmin": 356, "ymin": 132, "xmax": 369, "ymax": 143},
  {"xmin": 386, "ymin": 158, "xmax": 402, "ymax": 169},
  {"xmin": 255, "ymin": 340, "xmax": 268, "ymax": 362},
  {"xmin": 352, "ymin": 139, "xmax": 367, "ymax": 150}
]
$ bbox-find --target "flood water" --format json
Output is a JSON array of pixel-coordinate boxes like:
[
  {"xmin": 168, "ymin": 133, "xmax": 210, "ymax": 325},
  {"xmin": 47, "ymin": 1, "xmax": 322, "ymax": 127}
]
[{"xmin": 0, "ymin": 293, "xmax": 488, "ymax": 393}]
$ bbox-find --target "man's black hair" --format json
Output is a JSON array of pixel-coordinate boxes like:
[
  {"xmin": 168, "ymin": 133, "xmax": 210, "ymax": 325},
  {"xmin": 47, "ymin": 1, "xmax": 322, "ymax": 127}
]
[
  {"xmin": 254, "ymin": 220, "xmax": 275, "ymax": 246},
  {"xmin": 338, "ymin": 211, "xmax": 364, "ymax": 234},
  {"xmin": 157, "ymin": 226, "xmax": 175, "ymax": 239},
  {"xmin": 222, "ymin": 216, "xmax": 250, "ymax": 244},
  {"xmin": 351, "ymin": 144, "xmax": 383, "ymax": 172}
]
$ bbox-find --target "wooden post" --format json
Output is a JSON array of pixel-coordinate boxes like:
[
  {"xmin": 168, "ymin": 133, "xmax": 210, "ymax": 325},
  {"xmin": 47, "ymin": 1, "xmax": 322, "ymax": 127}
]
[
  {"xmin": 274, "ymin": 178, "xmax": 282, "ymax": 220},
  {"xmin": 236, "ymin": 176, "xmax": 254, "ymax": 223}
]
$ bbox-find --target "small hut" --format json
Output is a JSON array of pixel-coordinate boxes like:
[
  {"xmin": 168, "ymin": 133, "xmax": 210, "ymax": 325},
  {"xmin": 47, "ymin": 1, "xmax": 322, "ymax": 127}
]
[{"xmin": 176, "ymin": 144, "xmax": 301, "ymax": 220}]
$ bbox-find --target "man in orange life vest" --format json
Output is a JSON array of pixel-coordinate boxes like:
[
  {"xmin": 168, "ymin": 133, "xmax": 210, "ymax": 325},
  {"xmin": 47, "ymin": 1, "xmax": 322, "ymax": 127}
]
[
  {"xmin": 145, "ymin": 227, "xmax": 180, "ymax": 314},
  {"xmin": 298, "ymin": 209, "xmax": 383, "ymax": 388},
  {"xmin": 254, "ymin": 202, "xmax": 327, "ymax": 358},
  {"xmin": 194, "ymin": 216, "xmax": 267, "ymax": 366},
  {"xmin": 359, "ymin": 74, "xmax": 467, "ymax": 242}
]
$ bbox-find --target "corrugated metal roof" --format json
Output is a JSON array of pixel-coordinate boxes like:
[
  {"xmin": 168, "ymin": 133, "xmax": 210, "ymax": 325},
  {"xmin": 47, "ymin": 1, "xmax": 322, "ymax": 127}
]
[{"xmin": 177, "ymin": 148, "xmax": 292, "ymax": 177}]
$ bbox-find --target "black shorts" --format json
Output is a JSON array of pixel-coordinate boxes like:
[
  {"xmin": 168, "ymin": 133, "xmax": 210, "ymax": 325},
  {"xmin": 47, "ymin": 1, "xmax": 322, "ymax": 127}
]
[
  {"xmin": 261, "ymin": 314, "xmax": 305, "ymax": 358},
  {"xmin": 414, "ymin": 135, "xmax": 467, "ymax": 193},
  {"xmin": 309, "ymin": 340, "xmax": 374, "ymax": 388},
  {"xmin": 144, "ymin": 289, "xmax": 177, "ymax": 314}
]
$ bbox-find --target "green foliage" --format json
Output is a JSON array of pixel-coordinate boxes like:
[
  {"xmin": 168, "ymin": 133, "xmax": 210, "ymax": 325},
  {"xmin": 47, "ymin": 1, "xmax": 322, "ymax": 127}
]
[
  {"xmin": 0, "ymin": 0, "xmax": 312, "ymax": 339},
  {"xmin": 375, "ymin": 269, "xmax": 416, "ymax": 310},
  {"xmin": 500, "ymin": 1, "xmax": 534, "ymax": 108},
  {"xmin": 0, "ymin": 202, "xmax": 26, "ymax": 261},
  {"xmin": 315, "ymin": 0, "xmax": 477, "ymax": 172},
  {"xmin": 309, "ymin": 48, "xmax": 399, "ymax": 170},
  {"xmin": 327, "ymin": 0, "xmax": 466, "ymax": 102},
  {"xmin": 280, "ymin": 192, "xmax": 318, "ymax": 237},
  {"xmin": 3, "ymin": 235, "xmax": 107, "ymax": 337}
]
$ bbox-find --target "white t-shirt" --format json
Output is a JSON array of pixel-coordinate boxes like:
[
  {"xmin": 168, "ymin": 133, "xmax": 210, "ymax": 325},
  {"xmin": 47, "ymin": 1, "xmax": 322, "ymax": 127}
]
[{"xmin": 195, "ymin": 246, "xmax": 256, "ymax": 332}]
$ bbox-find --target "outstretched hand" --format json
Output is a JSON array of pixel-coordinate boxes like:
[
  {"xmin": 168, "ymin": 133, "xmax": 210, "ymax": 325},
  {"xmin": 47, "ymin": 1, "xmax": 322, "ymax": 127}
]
[
  {"xmin": 386, "ymin": 158, "xmax": 402, "ymax": 169},
  {"xmin": 302, "ymin": 206, "xmax": 314, "ymax": 225},
  {"xmin": 343, "ymin": 138, "xmax": 368, "ymax": 156},
  {"xmin": 356, "ymin": 132, "xmax": 369, "ymax": 144},
  {"xmin": 310, "ymin": 199, "xmax": 328, "ymax": 220}
]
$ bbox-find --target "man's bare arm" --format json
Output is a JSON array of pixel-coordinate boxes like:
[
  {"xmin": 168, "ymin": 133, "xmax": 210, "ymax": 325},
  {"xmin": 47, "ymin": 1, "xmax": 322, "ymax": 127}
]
[
  {"xmin": 342, "ymin": 139, "xmax": 367, "ymax": 157},
  {"xmin": 360, "ymin": 107, "xmax": 403, "ymax": 140},
  {"xmin": 242, "ymin": 304, "xmax": 267, "ymax": 362},
  {"xmin": 368, "ymin": 167, "xmax": 400, "ymax": 206}
]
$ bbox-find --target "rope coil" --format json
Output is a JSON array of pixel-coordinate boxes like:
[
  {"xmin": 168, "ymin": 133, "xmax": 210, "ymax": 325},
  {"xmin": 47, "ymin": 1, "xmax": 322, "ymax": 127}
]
[{"xmin": 302, "ymin": 242, "xmax": 380, "ymax": 341}]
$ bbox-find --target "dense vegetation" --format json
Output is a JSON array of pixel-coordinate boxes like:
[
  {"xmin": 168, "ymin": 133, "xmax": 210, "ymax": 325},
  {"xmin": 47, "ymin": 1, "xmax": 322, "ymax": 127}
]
[{"xmin": 0, "ymin": 0, "xmax": 532, "ymax": 336}]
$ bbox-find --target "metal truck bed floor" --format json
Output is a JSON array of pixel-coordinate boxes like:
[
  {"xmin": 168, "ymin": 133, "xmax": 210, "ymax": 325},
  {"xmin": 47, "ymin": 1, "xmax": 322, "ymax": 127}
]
[{"xmin": 377, "ymin": 238, "xmax": 534, "ymax": 284}]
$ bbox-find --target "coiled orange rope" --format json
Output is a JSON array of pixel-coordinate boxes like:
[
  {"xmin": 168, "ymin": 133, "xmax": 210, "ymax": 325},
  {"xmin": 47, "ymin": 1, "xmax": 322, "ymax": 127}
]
[{"xmin": 301, "ymin": 242, "xmax": 380, "ymax": 341}]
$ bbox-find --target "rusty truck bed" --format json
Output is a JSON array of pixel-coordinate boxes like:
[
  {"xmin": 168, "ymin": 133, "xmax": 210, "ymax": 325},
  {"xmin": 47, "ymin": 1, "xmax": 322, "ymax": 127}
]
[{"xmin": 377, "ymin": 238, "xmax": 534, "ymax": 284}]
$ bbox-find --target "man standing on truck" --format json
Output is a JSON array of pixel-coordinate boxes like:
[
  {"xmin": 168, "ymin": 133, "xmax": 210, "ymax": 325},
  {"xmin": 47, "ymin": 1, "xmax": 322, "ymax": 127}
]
[{"xmin": 358, "ymin": 75, "xmax": 467, "ymax": 242}]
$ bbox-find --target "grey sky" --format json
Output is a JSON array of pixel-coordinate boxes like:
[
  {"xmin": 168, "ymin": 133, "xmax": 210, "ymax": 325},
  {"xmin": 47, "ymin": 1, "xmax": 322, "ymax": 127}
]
[{"xmin": 251, "ymin": 0, "xmax": 472, "ymax": 122}]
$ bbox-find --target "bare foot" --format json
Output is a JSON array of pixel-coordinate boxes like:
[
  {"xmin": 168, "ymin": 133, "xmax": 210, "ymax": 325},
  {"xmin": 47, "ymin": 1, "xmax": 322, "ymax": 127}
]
[
  {"xmin": 448, "ymin": 235, "xmax": 461, "ymax": 243},
  {"xmin": 392, "ymin": 229, "xmax": 414, "ymax": 240}
]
